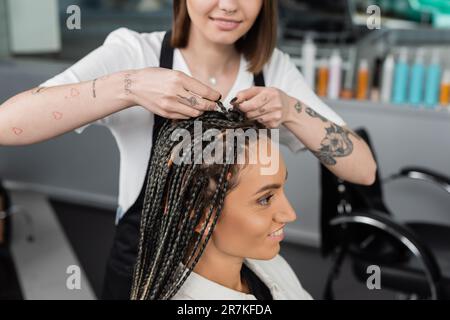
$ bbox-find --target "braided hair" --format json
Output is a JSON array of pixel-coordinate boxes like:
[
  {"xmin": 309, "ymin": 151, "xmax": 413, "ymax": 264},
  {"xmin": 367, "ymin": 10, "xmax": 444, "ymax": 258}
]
[{"xmin": 130, "ymin": 108, "xmax": 267, "ymax": 300}]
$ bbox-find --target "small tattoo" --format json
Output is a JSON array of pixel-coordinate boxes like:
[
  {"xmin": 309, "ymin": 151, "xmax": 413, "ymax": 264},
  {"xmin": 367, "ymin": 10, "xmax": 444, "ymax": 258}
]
[
  {"xmin": 306, "ymin": 107, "xmax": 328, "ymax": 122},
  {"xmin": 176, "ymin": 94, "xmax": 199, "ymax": 107},
  {"xmin": 293, "ymin": 100, "xmax": 303, "ymax": 113},
  {"xmin": 313, "ymin": 124, "xmax": 354, "ymax": 166},
  {"xmin": 32, "ymin": 87, "xmax": 46, "ymax": 95},
  {"xmin": 92, "ymin": 79, "xmax": 97, "ymax": 98},
  {"xmin": 12, "ymin": 127, "xmax": 23, "ymax": 135},
  {"xmin": 259, "ymin": 107, "xmax": 266, "ymax": 114},
  {"xmin": 65, "ymin": 88, "xmax": 80, "ymax": 99},
  {"xmin": 124, "ymin": 73, "xmax": 132, "ymax": 95},
  {"xmin": 52, "ymin": 111, "xmax": 63, "ymax": 120}
]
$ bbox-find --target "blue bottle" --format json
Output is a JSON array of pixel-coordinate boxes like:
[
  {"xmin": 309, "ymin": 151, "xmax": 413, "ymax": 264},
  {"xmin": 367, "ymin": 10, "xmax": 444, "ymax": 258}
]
[
  {"xmin": 392, "ymin": 48, "xmax": 409, "ymax": 104},
  {"xmin": 408, "ymin": 49, "xmax": 425, "ymax": 106},
  {"xmin": 424, "ymin": 50, "xmax": 442, "ymax": 109}
]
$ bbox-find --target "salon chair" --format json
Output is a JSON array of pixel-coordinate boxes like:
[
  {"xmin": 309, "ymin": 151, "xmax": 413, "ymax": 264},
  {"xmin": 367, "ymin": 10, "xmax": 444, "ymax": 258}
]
[{"xmin": 320, "ymin": 128, "xmax": 450, "ymax": 300}]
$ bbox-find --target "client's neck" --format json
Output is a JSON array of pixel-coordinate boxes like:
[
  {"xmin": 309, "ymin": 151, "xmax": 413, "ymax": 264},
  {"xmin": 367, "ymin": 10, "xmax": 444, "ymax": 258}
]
[{"xmin": 191, "ymin": 242, "xmax": 249, "ymax": 294}]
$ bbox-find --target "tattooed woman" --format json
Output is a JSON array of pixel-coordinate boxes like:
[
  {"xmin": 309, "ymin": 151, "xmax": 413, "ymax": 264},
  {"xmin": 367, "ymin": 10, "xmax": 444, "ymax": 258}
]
[{"xmin": 0, "ymin": 0, "xmax": 376, "ymax": 299}]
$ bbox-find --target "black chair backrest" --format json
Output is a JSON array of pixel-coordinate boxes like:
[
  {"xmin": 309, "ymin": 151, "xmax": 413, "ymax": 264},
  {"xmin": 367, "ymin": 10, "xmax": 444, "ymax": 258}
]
[{"xmin": 320, "ymin": 128, "xmax": 393, "ymax": 257}]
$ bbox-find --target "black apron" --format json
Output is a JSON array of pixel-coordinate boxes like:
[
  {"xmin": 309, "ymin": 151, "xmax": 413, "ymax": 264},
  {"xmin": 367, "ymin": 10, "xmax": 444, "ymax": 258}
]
[{"xmin": 101, "ymin": 30, "xmax": 266, "ymax": 300}]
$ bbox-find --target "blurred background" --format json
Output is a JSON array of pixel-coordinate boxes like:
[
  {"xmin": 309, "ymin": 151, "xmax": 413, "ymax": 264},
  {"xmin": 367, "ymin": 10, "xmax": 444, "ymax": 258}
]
[{"xmin": 0, "ymin": 0, "xmax": 449, "ymax": 300}]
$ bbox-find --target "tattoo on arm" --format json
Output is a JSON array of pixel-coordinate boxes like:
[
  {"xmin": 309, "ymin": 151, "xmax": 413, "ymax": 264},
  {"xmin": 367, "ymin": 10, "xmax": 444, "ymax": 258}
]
[
  {"xmin": 305, "ymin": 107, "xmax": 328, "ymax": 122},
  {"xmin": 52, "ymin": 111, "xmax": 63, "ymax": 120},
  {"xmin": 65, "ymin": 88, "xmax": 80, "ymax": 99},
  {"xmin": 313, "ymin": 123, "xmax": 354, "ymax": 166},
  {"xmin": 176, "ymin": 94, "xmax": 199, "ymax": 107},
  {"xmin": 32, "ymin": 87, "xmax": 46, "ymax": 95},
  {"xmin": 92, "ymin": 78, "xmax": 97, "ymax": 98},
  {"xmin": 124, "ymin": 73, "xmax": 132, "ymax": 95},
  {"xmin": 12, "ymin": 127, "xmax": 23, "ymax": 136},
  {"xmin": 293, "ymin": 100, "xmax": 303, "ymax": 113}
]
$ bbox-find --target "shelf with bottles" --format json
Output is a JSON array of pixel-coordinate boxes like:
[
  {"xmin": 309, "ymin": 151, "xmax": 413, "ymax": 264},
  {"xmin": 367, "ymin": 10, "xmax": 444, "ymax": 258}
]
[
  {"xmin": 322, "ymin": 97, "xmax": 450, "ymax": 121},
  {"xmin": 286, "ymin": 33, "xmax": 450, "ymax": 113}
]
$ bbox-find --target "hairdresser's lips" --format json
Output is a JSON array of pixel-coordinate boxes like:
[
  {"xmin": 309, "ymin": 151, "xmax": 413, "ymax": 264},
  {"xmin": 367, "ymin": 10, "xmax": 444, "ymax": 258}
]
[
  {"xmin": 209, "ymin": 17, "xmax": 242, "ymax": 31},
  {"xmin": 267, "ymin": 226, "xmax": 285, "ymax": 241}
]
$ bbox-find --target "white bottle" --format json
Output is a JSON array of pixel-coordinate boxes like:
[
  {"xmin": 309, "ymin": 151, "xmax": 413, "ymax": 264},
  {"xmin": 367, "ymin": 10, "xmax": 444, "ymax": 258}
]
[
  {"xmin": 381, "ymin": 54, "xmax": 395, "ymax": 103},
  {"xmin": 327, "ymin": 50, "xmax": 342, "ymax": 100},
  {"xmin": 302, "ymin": 34, "xmax": 317, "ymax": 89}
]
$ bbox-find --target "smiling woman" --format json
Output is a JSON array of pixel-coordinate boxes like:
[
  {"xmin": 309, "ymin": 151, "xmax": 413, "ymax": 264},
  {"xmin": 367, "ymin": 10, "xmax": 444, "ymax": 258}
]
[{"xmin": 130, "ymin": 109, "xmax": 312, "ymax": 300}]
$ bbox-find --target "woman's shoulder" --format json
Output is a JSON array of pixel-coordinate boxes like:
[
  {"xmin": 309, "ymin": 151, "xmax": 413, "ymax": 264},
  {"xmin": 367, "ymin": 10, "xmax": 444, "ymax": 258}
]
[
  {"xmin": 245, "ymin": 254, "xmax": 313, "ymax": 300},
  {"xmin": 103, "ymin": 28, "xmax": 167, "ymax": 63}
]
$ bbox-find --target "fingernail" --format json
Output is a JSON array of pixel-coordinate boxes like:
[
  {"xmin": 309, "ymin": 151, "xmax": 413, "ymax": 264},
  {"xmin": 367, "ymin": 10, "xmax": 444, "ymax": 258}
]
[
  {"xmin": 218, "ymin": 94, "xmax": 222, "ymax": 101},
  {"xmin": 230, "ymin": 97, "xmax": 238, "ymax": 104}
]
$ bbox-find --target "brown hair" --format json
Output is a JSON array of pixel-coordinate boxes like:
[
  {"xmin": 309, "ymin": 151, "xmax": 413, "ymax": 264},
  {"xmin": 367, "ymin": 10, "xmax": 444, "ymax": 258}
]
[{"xmin": 171, "ymin": 0, "xmax": 278, "ymax": 74}]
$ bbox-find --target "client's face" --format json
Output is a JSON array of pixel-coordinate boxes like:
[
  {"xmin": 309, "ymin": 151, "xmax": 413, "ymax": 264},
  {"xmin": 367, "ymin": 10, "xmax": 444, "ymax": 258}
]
[
  {"xmin": 187, "ymin": 0, "xmax": 263, "ymax": 45},
  {"xmin": 208, "ymin": 139, "xmax": 297, "ymax": 260}
]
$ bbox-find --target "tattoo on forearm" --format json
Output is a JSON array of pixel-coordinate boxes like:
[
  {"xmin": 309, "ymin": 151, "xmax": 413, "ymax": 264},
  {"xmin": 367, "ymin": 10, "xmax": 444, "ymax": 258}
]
[
  {"xmin": 65, "ymin": 88, "xmax": 80, "ymax": 99},
  {"xmin": 92, "ymin": 79, "xmax": 97, "ymax": 98},
  {"xmin": 305, "ymin": 107, "xmax": 328, "ymax": 122},
  {"xmin": 176, "ymin": 94, "xmax": 199, "ymax": 107},
  {"xmin": 293, "ymin": 100, "xmax": 303, "ymax": 113},
  {"xmin": 12, "ymin": 127, "xmax": 23, "ymax": 136},
  {"xmin": 52, "ymin": 111, "xmax": 63, "ymax": 120},
  {"xmin": 313, "ymin": 123, "xmax": 354, "ymax": 166},
  {"xmin": 32, "ymin": 87, "xmax": 46, "ymax": 95},
  {"xmin": 124, "ymin": 73, "xmax": 132, "ymax": 95}
]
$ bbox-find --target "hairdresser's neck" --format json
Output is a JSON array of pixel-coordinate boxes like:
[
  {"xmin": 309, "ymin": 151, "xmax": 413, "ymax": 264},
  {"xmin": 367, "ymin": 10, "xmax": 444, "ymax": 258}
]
[
  {"xmin": 193, "ymin": 244, "xmax": 249, "ymax": 294},
  {"xmin": 180, "ymin": 25, "xmax": 240, "ymax": 77}
]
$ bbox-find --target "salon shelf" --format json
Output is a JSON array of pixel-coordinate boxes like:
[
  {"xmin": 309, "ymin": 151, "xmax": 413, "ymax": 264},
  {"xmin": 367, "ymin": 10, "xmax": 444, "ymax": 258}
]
[{"xmin": 323, "ymin": 98, "xmax": 450, "ymax": 122}]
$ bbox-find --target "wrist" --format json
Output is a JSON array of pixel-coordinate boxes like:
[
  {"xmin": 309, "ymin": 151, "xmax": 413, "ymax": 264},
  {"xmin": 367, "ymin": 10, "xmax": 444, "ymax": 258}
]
[
  {"xmin": 283, "ymin": 95, "xmax": 303, "ymax": 127},
  {"xmin": 112, "ymin": 70, "xmax": 137, "ymax": 109}
]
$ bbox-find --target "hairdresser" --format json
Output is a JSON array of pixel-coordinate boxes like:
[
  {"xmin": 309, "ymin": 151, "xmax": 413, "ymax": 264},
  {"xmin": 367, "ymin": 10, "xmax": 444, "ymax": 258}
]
[{"xmin": 0, "ymin": 0, "xmax": 377, "ymax": 299}]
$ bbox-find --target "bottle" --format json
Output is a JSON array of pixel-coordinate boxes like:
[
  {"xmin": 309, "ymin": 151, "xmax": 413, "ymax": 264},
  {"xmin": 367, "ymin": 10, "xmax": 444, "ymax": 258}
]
[
  {"xmin": 424, "ymin": 49, "xmax": 442, "ymax": 108},
  {"xmin": 302, "ymin": 34, "xmax": 317, "ymax": 89},
  {"xmin": 356, "ymin": 59, "xmax": 369, "ymax": 100},
  {"xmin": 327, "ymin": 50, "xmax": 342, "ymax": 100},
  {"xmin": 408, "ymin": 48, "xmax": 425, "ymax": 106},
  {"xmin": 381, "ymin": 54, "xmax": 394, "ymax": 103},
  {"xmin": 370, "ymin": 58, "xmax": 383, "ymax": 102},
  {"xmin": 316, "ymin": 59, "xmax": 329, "ymax": 97},
  {"xmin": 439, "ymin": 69, "xmax": 450, "ymax": 107},
  {"xmin": 341, "ymin": 48, "xmax": 356, "ymax": 100},
  {"xmin": 392, "ymin": 48, "xmax": 409, "ymax": 104}
]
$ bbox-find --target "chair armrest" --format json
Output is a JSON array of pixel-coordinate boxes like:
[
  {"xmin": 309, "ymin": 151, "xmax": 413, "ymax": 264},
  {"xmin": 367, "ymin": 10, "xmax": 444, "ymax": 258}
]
[
  {"xmin": 330, "ymin": 210, "xmax": 443, "ymax": 299},
  {"xmin": 384, "ymin": 167, "xmax": 450, "ymax": 194}
]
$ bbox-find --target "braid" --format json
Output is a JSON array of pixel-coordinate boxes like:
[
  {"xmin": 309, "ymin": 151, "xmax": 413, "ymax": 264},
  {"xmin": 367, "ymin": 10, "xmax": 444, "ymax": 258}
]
[{"xmin": 131, "ymin": 109, "xmax": 265, "ymax": 300}]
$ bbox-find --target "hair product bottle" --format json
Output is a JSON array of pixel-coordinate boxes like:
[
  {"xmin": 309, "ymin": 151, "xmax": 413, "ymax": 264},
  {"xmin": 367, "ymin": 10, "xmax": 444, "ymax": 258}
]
[
  {"xmin": 381, "ymin": 54, "xmax": 394, "ymax": 103},
  {"xmin": 424, "ymin": 49, "xmax": 442, "ymax": 108},
  {"xmin": 356, "ymin": 59, "xmax": 369, "ymax": 100},
  {"xmin": 316, "ymin": 59, "xmax": 329, "ymax": 97},
  {"xmin": 392, "ymin": 48, "xmax": 409, "ymax": 104},
  {"xmin": 408, "ymin": 48, "xmax": 425, "ymax": 106},
  {"xmin": 370, "ymin": 58, "xmax": 383, "ymax": 102},
  {"xmin": 439, "ymin": 69, "xmax": 450, "ymax": 107},
  {"xmin": 302, "ymin": 34, "xmax": 317, "ymax": 89},
  {"xmin": 327, "ymin": 50, "xmax": 342, "ymax": 100}
]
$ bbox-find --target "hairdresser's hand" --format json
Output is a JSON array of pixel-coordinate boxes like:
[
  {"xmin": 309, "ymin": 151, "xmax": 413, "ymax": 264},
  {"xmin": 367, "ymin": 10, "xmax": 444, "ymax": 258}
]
[
  {"xmin": 231, "ymin": 87, "xmax": 299, "ymax": 129},
  {"xmin": 126, "ymin": 67, "xmax": 221, "ymax": 119}
]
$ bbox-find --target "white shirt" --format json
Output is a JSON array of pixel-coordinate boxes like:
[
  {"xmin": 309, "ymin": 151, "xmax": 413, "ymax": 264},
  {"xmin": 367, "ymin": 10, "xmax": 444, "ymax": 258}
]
[
  {"xmin": 39, "ymin": 28, "xmax": 346, "ymax": 222},
  {"xmin": 171, "ymin": 254, "xmax": 313, "ymax": 300}
]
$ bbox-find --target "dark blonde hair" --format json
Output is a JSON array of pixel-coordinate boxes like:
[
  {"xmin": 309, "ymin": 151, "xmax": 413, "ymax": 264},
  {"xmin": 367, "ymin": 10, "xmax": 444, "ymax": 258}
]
[{"xmin": 171, "ymin": 0, "xmax": 278, "ymax": 74}]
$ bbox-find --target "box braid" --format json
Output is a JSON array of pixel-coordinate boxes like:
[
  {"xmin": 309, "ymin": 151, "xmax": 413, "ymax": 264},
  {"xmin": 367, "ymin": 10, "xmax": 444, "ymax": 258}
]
[{"xmin": 130, "ymin": 108, "xmax": 266, "ymax": 300}]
